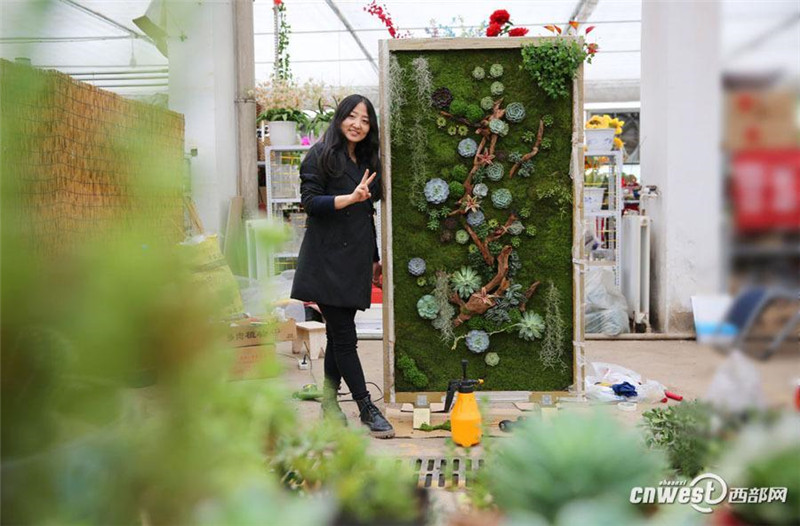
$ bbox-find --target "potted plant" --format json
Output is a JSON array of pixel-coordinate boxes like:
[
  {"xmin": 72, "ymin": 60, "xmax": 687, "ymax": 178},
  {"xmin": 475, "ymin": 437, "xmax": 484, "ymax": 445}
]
[
  {"xmin": 254, "ymin": 78, "xmax": 308, "ymax": 146},
  {"xmin": 585, "ymin": 114, "xmax": 625, "ymax": 153}
]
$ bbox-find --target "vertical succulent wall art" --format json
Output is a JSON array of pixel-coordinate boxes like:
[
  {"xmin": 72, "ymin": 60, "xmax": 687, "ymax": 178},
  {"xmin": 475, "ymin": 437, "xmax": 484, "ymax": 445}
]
[{"xmin": 386, "ymin": 42, "xmax": 577, "ymax": 392}]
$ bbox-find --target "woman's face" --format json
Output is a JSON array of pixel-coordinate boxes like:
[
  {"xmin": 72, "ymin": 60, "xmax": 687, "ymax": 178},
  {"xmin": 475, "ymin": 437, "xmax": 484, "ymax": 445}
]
[{"xmin": 340, "ymin": 102, "xmax": 370, "ymax": 145}]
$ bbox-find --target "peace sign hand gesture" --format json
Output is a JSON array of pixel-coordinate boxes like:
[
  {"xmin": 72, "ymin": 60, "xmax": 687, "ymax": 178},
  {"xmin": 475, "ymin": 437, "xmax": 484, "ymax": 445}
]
[{"xmin": 349, "ymin": 169, "xmax": 377, "ymax": 205}]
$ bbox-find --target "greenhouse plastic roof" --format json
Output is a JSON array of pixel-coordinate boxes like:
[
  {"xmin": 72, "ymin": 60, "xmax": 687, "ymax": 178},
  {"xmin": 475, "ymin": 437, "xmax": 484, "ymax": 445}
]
[{"xmin": 1, "ymin": 0, "xmax": 798, "ymax": 98}]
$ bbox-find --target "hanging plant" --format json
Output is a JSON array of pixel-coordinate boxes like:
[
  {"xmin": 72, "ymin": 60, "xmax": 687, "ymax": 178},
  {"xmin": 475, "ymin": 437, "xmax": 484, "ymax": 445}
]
[
  {"xmin": 274, "ymin": 0, "xmax": 292, "ymax": 80},
  {"xmin": 521, "ymin": 22, "xmax": 597, "ymax": 99},
  {"xmin": 388, "ymin": 55, "xmax": 406, "ymax": 145},
  {"xmin": 541, "ymin": 282, "xmax": 567, "ymax": 369}
]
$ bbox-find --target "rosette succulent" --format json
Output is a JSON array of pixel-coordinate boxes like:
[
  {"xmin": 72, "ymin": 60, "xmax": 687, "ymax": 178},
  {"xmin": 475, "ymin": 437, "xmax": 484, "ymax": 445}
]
[
  {"xmin": 440, "ymin": 230, "xmax": 454, "ymax": 243},
  {"xmin": 450, "ymin": 266, "xmax": 481, "ymax": 299},
  {"xmin": 416, "ymin": 277, "xmax": 427, "ymax": 287},
  {"xmin": 508, "ymin": 151, "xmax": 524, "ymax": 164},
  {"xmin": 543, "ymin": 114, "xmax": 554, "ymax": 126},
  {"xmin": 473, "ymin": 183, "xmax": 489, "ymax": 198},
  {"xmin": 471, "ymin": 66, "xmax": 486, "ymax": 80},
  {"xmin": 436, "ymin": 116, "xmax": 447, "ymax": 128},
  {"xmin": 519, "ymin": 160, "xmax": 534, "ymax": 178},
  {"xmin": 465, "ymin": 330, "xmax": 490, "ymax": 353},
  {"xmin": 417, "ymin": 295, "xmax": 440, "ymax": 320},
  {"xmin": 447, "ymin": 125, "xmax": 457, "ymax": 136},
  {"xmin": 457, "ymin": 138, "xmax": 478, "ymax": 158},
  {"xmin": 457, "ymin": 125, "xmax": 469, "ymax": 136},
  {"xmin": 508, "ymin": 220, "xmax": 525, "ymax": 236},
  {"xmin": 424, "ymin": 178, "xmax": 450, "ymax": 204},
  {"xmin": 488, "ymin": 218, "xmax": 499, "ymax": 229},
  {"xmin": 443, "ymin": 216, "xmax": 459, "ymax": 230},
  {"xmin": 485, "ymin": 352, "xmax": 500, "ymax": 367},
  {"xmin": 480, "ymin": 96, "xmax": 495, "ymax": 111},
  {"xmin": 488, "ymin": 118, "xmax": 509, "ymax": 137},
  {"xmin": 431, "ymin": 87, "xmax": 454, "ymax": 109},
  {"xmin": 408, "ymin": 257, "xmax": 426, "ymax": 276},
  {"xmin": 489, "ymin": 63, "xmax": 504, "ymax": 78},
  {"xmin": 517, "ymin": 311, "xmax": 545, "ymax": 341},
  {"xmin": 486, "ymin": 163, "xmax": 504, "ymax": 182},
  {"xmin": 466, "ymin": 210, "xmax": 485, "ymax": 227},
  {"xmin": 540, "ymin": 137, "xmax": 552, "ymax": 150},
  {"xmin": 505, "ymin": 102, "xmax": 526, "ymax": 123},
  {"xmin": 491, "ymin": 188, "xmax": 513, "ymax": 209},
  {"xmin": 465, "ymin": 104, "xmax": 484, "ymax": 123},
  {"xmin": 490, "ymin": 81, "xmax": 505, "ymax": 96},
  {"xmin": 455, "ymin": 230, "xmax": 470, "ymax": 244}
]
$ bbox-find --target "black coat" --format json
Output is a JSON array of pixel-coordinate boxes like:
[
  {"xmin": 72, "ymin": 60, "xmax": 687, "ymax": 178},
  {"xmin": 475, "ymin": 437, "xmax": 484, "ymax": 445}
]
[{"xmin": 290, "ymin": 143, "xmax": 381, "ymax": 310}]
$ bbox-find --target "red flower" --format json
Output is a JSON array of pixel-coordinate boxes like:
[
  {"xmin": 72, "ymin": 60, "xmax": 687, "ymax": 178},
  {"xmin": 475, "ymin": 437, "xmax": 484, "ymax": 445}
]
[
  {"xmin": 273, "ymin": 0, "xmax": 282, "ymax": 5},
  {"xmin": 508, "ymin": 27, "xmax": 529, "ymax": 37},
  {"xmin": 486, "ymin": 23, "xmax": 503, "ymax": 37},
  {"xmin": 489, "ymin": 9, "xmax": 510, "ymax": 25},
  {"xmin": 587, "ymin": 42, "xmax": 599, "ymax": 55}
]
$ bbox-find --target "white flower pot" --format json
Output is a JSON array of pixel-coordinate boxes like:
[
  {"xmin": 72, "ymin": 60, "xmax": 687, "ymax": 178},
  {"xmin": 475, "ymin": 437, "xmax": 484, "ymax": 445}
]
[
  {"xmin": 584, "ymin": 186, "xmax": 606, "ymax": 212},
  {"xmin": 585, "ymin": 128, "xmax": 616, "ymax": 152},
  {"xmin": 268, "ymin": 120, "xmax": 298, "ymax": 146}
]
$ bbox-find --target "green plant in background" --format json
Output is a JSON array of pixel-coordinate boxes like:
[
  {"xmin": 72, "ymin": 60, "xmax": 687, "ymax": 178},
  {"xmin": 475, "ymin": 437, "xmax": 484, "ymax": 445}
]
[
  {"xmin": 477, "ymin": 413, "xmax": 668, "ymax": 523},
  {"xmin": 535, "ymin": 180, "xmax": 573, "ymax": 217},
  {"xmin": 257, "ymin": 108, "xmax": 310, "ymax": 128},
  {"xmin": 641, "ymin": 401, "xmax": 717, "ymax": 478},
  {"xmin": 274, "ymin": 0, "xmax": 293, "ymax": 80},
  {"xmin": 521, "ymin": 39, "xmax": 588, "ymax": 99},
  {"xmin": 396, "ymin": 353, "xmax": 429, "ymax": 389},
  {"xmin": 541, "ymin": 282, "xmax": 567, "ymax": 369}
]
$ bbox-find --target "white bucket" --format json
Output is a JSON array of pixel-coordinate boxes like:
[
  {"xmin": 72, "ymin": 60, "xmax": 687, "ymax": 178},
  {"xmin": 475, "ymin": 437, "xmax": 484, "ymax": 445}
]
[
  {"xmin": 268, "ymin": 120, "xmax": 298, "ymax": 146},
  {"xmin": 584, "ymin": 186, "xmax": 606, "ymax": 212},
  {"xmin": 585, "ymin": 128, "xmax": 616, "ymax": 152}
]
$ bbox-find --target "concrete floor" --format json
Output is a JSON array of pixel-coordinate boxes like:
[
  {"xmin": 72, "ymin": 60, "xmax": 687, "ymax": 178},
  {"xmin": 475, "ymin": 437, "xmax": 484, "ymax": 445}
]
[{"xmin": 277, "ymin": 337, "xmax": 799, "ymax": 456}]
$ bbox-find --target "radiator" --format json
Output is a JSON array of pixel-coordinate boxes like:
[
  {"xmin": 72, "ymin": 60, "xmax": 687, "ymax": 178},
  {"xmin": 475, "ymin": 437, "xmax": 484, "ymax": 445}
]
[{"xmin": 621, "ymin": 214, "xmax": 652, "ymax": 328}]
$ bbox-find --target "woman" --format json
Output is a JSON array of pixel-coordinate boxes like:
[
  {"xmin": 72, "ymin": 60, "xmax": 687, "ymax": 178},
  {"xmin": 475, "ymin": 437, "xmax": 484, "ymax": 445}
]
[{"xmin": 291, "ymin": 94, "xmax": 394, "ymax": 439}]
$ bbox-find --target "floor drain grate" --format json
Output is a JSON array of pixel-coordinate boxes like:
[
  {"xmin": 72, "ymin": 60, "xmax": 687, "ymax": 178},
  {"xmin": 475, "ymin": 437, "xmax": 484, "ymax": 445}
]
[{"xmin": 407, "ymin": 456, "xmax": 483, "ymax": 489}]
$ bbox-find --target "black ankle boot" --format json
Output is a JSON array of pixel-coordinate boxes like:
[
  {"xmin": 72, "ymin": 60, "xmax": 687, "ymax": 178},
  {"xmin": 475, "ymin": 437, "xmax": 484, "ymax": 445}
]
[
  {"xmin": 356, "ymin": 395, "xmax": 395, "ymax": 438},
  {"xmin": 321, "ymin": 381, "xmax": 347, "ymax": 426}
]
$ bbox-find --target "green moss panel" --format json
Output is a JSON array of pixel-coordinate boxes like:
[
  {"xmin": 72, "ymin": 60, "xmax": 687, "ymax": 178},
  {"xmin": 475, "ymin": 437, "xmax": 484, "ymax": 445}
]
[{"xmin": 390, "ymin": 48, "xmax": 574, "ymax": 392}]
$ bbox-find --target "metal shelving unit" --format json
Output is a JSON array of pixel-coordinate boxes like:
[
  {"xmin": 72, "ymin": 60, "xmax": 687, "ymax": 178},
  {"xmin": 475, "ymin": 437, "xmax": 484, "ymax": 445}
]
[
  {"xmin": 264, "ymin": 144, "xmax": 311, "ymax": 275},
  {"xmin": 584, "ymin": 150, "xmax": 624, "ymax": 287}
]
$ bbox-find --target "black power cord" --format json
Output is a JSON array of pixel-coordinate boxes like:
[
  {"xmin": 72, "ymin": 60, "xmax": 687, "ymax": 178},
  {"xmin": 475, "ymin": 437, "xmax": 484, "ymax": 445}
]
[{"xmin": 302, "ymin": 342, "xmax": 384, "ymax": 403}]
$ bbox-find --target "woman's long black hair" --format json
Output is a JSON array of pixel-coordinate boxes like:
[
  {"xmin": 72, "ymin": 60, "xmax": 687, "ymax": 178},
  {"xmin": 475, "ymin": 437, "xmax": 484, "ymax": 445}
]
[{"xmin": 317, "ymin": 94, "xmax": 380, "ymax": 178}]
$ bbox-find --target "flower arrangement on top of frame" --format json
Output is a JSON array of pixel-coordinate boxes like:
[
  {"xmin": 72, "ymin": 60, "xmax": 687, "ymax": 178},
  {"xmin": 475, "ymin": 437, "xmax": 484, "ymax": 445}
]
[{"xmin": 388, "ymin": 39, "xmax": 579, "ymax": 392}]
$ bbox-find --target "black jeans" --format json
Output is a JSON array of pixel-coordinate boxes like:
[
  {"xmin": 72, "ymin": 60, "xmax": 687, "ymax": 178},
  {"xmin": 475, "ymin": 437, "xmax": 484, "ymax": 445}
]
[{"xmin": 317, "ymin": 303, "xmax": 369, "ymax": 401}]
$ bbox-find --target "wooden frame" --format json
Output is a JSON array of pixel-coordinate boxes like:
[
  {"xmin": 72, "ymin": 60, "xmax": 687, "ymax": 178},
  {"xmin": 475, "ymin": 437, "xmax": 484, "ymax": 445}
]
[{"xmin": 378, "ymin": 37, "xmax": 585, "ymax": 405}]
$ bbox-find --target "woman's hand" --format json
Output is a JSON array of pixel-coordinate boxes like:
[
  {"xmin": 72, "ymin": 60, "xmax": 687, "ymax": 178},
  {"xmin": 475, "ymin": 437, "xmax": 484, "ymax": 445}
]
[
  {"xmin": 372, "ymin": 261, "xmax": 382, "ymax": 289},
  {"xmin": 350, "ymin": 169, "xmax": 377, "ymax": 204}
]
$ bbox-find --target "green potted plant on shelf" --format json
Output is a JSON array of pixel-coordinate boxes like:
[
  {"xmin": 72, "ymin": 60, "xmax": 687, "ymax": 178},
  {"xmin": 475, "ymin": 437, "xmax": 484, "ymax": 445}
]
[{"xmin": 254, "ymin": 77, "xmax": 308, "ymax": 146}]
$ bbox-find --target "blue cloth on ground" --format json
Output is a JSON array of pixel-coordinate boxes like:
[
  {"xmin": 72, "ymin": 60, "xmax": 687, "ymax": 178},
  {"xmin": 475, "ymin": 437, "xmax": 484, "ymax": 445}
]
[{"xmin": 611, "ymin": 381, "xmax": 637, "ymax": 397}]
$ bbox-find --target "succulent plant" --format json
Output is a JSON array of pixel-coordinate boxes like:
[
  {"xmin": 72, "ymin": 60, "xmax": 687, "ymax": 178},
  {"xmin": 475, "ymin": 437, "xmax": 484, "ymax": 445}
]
[
  {"xmin": 471, "ymin": 66, "xmax": 486, "ymax": 80},
  {"xmin": 507, "ymin": 220, "xmax": 525, "ymax": 236},
  {"xmin": 465, "ymin": 104, "xmax": 484, "ymax": 123},
  {"xmin": 492, "ymin": 188, "xmax": 513, "ymax": 209},
  {"xmin": 452, "ymin": 165, "xmax": 468, "ymax": 179},
  {"xmin": 505, "ymin": 102, "xmax": 526, "ymax": 123},
  {"xmin": 486, "ymin": 163, "xmax": 504, "ymax": 181},
  {"xmin": 440, "ymin": 229, "xmax": 454, "ymax": 243},
  {"xmin": 427, "ymin": 218, "xmax": 440, "ymax": 231},
  {"xmin": 443, "ymin": 216, "xmax": 459, "ymax": 230},
  {"xmin": 543, "ymin": 114, "xmax": 554, "ymax": 126},
  {"xmin": 485, "ymin": 352, "xmax": 500, "ymax": 367},
  {"xmin": 490, "ymin": 81, "xmax": 504, "ymax": 96},
  {"xmin": 488, "ymin": 241, "xmax": 503, "ymax": 255},
  {"xmin": 488, "ymin": 218, "xmax": 499, "ymax": 229},
  {"xmin": 431, "ymin": 87, "xmax": 453, "ymax": 109},
  {"xmin": 408, "ymin": 257, "xmax": 426, "ymax": 276},
  {"xmin": 424, "ymin": 178, "xmax": 450, "ymax": 204},
  {"xmin": 474, "ymin": 222, "xmax": 490, "ymax": 239},
  {"xmin": 489, "ymin": 63, "xmax": 504, "ymax": 78},
  {"xmin": 518, "ymin": 160, "xmax": 534, "ymax": 178},
  {"xmin": 457, "ymin": 125, "xmax": 469, "ymax": 136},
  {"xmin": 488, "ymin": 118, "xmax": 509, "ymax": 136},
  {"xmin": 416, "ymin": 277, "xmax": 427, "ymax": 287},
  {"xmin": 457, "ymin": 138, "xmax": 478, "ymax": 158},
  {"xmin": 508, "ymin": 151, "xmax": 524, "ymax": 164},
  {"xmin": 511, "ymin": 236, "xmax": 521, "ymax": 248},
  {"xmin": 447, "ymin": 125, "xmax": 457, "ymax": 136},
  {"xmin": 472, "ymin": 166, "xmax": 485, "ymax": 184},
  {"xmin": 455, "ymin": 230, "xmax": 469, "ymax": 244},
  {"xmin": 519, "ymin": 207, "xmax": 531, "ymax": 219},
  {"xmin": 417, "ymin": 294, "xmax": 440, "ymax": 320},
  {"xmin": 436, "ymin": 116, "xmax": 447, "ymax": 128},
  {"xmin": 466, "ymin": 210, "xmax": 485, "ymax": 227},
  {"xmin": 465, "ymin": 330, "xmax": 490, "ymax": 353},
  {"xmin": 450, "ymin": 266, "xmax": 481, "ymax": 299},
  {"xmin": 540, "ymin": 137, "xmax": 552, "ymax": 150},
  {"xmin": 467, "ymin": 244, "xmax": 478, "ymax": 254},
  {"xmin": 517, "ymin": 311, "xmax": 545, "ymax": 341},
  {"xmin": 525, "ymin": 224, "xmax": 537, "ymax": 237},
  {"xmin": 450, "ymin": 99, "xmax": 467, "ymax": 116},
  {"xmin": 522, "ymin": 130, "xmax": 536, "ymax": 143},
  {"xmin": 480, "ymin": 96, "xmax": 495, "ymax": 111},
  {"xmin": 473, "ymin": 183, "xmax": 488, "ymax": 198}
]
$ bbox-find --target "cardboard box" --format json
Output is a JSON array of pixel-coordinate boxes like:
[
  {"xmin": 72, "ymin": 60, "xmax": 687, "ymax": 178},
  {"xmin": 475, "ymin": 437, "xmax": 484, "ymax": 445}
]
[
  {"xmin": 230, "ymin": 344, "xmax": 280, "ymax": 380},
  {"xmin": 226, "ymin": 318, "xmax": 296, "ymax": 348},
  {"xmin": 725, "ymin": 90, "xmax": 800, "ymax": 151}
]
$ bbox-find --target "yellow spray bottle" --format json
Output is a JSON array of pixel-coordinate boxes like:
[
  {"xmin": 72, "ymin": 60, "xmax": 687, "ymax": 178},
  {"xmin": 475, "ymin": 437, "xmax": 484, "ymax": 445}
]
[{"xmin": 443, "ymin": 359, "xmax": 484, "ymax": 447}]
